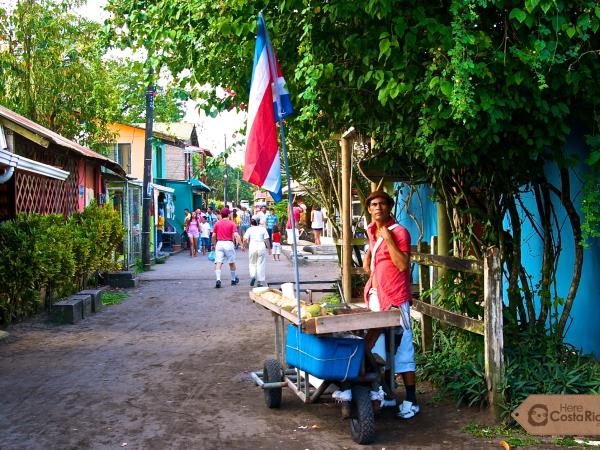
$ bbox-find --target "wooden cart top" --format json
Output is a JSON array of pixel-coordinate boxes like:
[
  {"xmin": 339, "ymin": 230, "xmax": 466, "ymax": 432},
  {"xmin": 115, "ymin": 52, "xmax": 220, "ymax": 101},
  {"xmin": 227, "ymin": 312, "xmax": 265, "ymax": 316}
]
[{"xmin": 249, "ymin": 290, "xmax": 402, "ymax": 335}]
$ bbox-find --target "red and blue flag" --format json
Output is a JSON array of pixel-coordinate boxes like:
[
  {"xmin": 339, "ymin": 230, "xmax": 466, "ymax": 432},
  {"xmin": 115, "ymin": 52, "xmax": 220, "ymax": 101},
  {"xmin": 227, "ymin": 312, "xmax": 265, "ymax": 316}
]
[{"xmin": 243, "ymin": 13, "xmax": 293, "ymax": 202}]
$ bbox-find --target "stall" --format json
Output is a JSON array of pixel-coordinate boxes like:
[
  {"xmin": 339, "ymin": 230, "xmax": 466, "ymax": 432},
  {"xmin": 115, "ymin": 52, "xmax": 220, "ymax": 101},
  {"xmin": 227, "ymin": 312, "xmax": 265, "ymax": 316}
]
[{"xmin": 249, "ymin": 287, "xmax": 402, "ymax": 445}]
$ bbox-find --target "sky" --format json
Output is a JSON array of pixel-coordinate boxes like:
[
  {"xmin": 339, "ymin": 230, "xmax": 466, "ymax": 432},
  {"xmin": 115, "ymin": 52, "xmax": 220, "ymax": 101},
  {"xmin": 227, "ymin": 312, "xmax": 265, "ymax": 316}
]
[{"xmin": 1, "ymin": 0, "xmax": 247, "ymax": 167}]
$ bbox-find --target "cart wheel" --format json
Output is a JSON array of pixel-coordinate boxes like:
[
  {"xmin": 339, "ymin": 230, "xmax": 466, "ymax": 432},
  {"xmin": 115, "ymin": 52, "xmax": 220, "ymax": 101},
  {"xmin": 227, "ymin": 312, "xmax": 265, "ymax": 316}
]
[
  {"xmin": 263, "ymin": 358, "xmax": 282, "ymax": 408},
  {"xmin": 349, "ymin": 385, "xmax": 375, "ymax": 445}
]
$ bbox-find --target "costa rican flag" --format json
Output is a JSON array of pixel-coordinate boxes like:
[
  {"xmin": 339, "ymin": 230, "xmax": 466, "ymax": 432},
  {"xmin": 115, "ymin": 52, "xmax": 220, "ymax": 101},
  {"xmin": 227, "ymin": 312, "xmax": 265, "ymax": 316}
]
[{"xmin": 243, "ymin": 13, "xmax": 293, "ymax": 202}]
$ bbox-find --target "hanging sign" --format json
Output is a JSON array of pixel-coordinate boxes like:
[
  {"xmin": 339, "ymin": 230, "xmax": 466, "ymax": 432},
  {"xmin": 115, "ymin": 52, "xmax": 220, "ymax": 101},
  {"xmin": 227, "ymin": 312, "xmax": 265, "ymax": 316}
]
[{"xmin": 512, "ymin": 395, "xmax": 600, "ymax": 435}]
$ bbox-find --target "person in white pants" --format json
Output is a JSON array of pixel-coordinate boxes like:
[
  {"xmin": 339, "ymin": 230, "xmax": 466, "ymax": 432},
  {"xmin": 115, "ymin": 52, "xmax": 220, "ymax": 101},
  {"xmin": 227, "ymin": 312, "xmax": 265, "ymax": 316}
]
[{"xmin": 243, "ymin": 218, "xmax": 271, "ymax": 287}]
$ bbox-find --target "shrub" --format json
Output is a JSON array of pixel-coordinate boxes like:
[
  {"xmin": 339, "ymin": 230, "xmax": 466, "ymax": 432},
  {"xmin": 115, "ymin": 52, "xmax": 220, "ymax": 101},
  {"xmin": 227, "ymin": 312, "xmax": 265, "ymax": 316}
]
[
  {"xmin": 0, "ymin": 203, "xmax": 125, "ymax": 324},
  {"xmin": 418, "ymin": 325, "xmax": 600, "ymax": 422}
]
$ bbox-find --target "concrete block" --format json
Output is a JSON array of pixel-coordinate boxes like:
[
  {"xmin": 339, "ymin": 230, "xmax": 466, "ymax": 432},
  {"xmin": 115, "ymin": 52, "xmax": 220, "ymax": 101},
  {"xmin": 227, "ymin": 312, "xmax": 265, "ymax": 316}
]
[
  {"xmin": 51, "ymin": 298, "xmax": 83, "ymax": 324},
  {"xmin": 110, "ymin": 277, "xmax": 139, "ymax": 289},
  {"xmin": 79, "ymin": 289, "xmax": 105, "ymax": 312},
  {"xmin": 108, "ymin": 271, "xmax": 135, "ymax": 280},
  {"xmin": 68, "ymin": 294, "xmax": 92, "ymax": 318}
]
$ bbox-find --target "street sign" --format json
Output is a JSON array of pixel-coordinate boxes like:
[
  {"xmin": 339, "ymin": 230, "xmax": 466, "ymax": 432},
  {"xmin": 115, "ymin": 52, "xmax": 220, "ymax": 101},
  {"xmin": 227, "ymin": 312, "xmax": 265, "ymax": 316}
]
[{"xmin": 512, "ymin": 395, "xmax": 600, "ymax": 436}]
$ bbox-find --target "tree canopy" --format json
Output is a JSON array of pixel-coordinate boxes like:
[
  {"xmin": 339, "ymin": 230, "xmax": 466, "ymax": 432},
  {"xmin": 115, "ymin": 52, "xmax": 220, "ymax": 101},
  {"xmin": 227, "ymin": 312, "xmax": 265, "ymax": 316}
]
[
  {"xmin": 0, "ymin": 0, "xmax": 187, "ymax": 150},
  {"xmin": 99, "ymin": 0, "xmax": 600, "ymax": 334}
]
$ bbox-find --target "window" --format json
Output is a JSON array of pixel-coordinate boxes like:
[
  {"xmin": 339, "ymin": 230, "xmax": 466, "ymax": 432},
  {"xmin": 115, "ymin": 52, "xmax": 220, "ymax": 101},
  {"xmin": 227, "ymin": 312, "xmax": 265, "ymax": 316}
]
[{"xmin": 111, "ymin": 143, "xmax": 132, "ymax": 174}]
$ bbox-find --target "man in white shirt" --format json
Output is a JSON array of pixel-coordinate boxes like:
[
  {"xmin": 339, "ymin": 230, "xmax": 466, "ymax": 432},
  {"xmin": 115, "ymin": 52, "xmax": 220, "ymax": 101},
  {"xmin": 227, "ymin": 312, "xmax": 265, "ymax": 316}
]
[
  {"xmin": 243, "ymin": 218, "xmax": 271, "ymax": 287},
  {"xmin": 254, "ymin": 206, "xmax": 267, "ymax": 227}
]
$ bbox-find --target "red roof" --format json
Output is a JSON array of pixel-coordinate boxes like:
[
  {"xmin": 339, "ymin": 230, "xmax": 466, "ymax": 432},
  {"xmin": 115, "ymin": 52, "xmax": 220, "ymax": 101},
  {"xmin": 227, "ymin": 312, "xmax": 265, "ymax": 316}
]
[{"xmin": 0, "ymin": 104, "xmax": 126, "ymax": 176}]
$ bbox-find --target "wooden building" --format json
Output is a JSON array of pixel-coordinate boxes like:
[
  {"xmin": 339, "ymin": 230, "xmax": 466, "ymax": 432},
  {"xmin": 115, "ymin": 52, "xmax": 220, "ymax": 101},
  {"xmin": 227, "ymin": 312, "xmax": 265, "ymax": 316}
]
[{"xmin": 0, "ymin": 105, "xmax": 126, "ymax": 221}]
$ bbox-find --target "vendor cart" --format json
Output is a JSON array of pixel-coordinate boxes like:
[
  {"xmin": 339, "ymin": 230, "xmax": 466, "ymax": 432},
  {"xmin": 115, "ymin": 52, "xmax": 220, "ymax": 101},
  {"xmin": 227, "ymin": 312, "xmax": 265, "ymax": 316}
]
[{"xmin": 249, "ymin": 289, "xmax": 403, "ymax": 445}]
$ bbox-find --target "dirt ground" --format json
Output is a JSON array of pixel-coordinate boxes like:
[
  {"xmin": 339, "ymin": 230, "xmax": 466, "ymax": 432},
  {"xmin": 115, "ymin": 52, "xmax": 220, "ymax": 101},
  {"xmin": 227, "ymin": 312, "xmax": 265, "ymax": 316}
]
[{"xmin": 0, "ymin": 250, "xmax": 524, "ymax": 449}]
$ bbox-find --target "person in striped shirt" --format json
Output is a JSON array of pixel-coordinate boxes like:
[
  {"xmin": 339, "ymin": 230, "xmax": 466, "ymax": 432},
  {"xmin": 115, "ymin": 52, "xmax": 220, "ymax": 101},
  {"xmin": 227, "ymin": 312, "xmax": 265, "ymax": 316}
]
[{"xmin": 239, "ymin": 206, "xmax": 251, "ymax": 238}]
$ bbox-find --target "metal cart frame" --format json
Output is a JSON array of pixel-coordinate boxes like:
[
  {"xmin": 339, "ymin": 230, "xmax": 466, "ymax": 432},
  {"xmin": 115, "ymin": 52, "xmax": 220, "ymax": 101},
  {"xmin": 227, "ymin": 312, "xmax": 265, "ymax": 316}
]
[{"xmin": 250, "ymin": 296, "xmax": 402, "ymax": 445}]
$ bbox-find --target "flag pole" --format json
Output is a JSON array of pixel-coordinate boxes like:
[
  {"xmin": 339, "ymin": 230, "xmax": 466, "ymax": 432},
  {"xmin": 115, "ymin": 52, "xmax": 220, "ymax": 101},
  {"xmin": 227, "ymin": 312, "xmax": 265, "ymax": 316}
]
[{"xmin": 261, "ymin": 12, "xmax": 303, "ymax": 325}]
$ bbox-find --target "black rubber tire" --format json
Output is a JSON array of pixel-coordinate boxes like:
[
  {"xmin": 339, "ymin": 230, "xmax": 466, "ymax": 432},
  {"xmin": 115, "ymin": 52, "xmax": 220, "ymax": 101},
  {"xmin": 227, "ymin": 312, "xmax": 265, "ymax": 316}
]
[
  {"xmin": 349, "ymin": 385, "xmax": 375, "ymax": 445},
  {"xmin": 263, "ymin": 358, "xmax": 282, "ymax": 408}
]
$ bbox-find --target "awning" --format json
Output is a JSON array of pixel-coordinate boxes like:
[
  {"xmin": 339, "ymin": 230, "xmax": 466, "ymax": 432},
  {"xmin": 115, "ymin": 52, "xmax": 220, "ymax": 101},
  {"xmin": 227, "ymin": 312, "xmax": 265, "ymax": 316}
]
[
  {"xmin": 188, "ymin": 178, "xmax": 211, "ymax": 192},
  {"xmin": 0, "ymin": 148, "xmax": 69, "ymax": 180},
  {"xmin": 150, "ymin": 182, "xmax": 175, "ymax": 194}
]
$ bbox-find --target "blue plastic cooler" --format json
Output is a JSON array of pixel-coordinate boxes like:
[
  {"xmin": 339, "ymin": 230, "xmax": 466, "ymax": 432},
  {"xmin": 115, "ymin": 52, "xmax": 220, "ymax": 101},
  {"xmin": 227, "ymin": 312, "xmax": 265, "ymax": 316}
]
[{"xmin": 285, "ymin": 324, "xmax": 364, "ymax": 381}]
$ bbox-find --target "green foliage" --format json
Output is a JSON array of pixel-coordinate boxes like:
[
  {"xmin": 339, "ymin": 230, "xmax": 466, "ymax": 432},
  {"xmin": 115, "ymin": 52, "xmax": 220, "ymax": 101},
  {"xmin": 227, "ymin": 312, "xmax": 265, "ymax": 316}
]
[
  {"xmin": 0, "ymin": 0, "xmax": 120, "ymax": 149},
  {"xmin": 0, "ymin": 0, "xmax": 186, "ymax": 150},
  {"xmin": 102, "ymin": 292, "xmax": 128, "ymax": 305},
  {"xmin": 106, "ymin": 0, "xmax": 600, "ymax": 335},
  {"xmin": 0, "ymin": 203, "xmax": 125, "ymax": 324},
  {"xmin": 501, "ymin": 328, "xmax": 600, "ymax": 420},
  {"xmin": 201, "ymin": 157, "xmax": 254, "ymax": 206},
  {"xmin": 422, "ymin": 271, "xmax": 484, "ymax": 319},
  {"xmin": 419, "ymin": 326, "xmax": 600, "ymax": 422},
  {"xmin": 272, "ymin": 199, "xmax": 289, "ymax": 226},
  {"xmin": 134, "ymin": 257, "xmax": 144, "ymax": 274},
  {"xmin": 462, "ymin": 423, "xmax": 542, "ymax": 446},
  {"xmin": 69, "ymin": 202, "xmax": 125, "ymax": 287},
  {"xmin": 580, "ymin": 170, "xmax": 600, "ymax": 247},
  {"xmin": 106, "ymin": 59, "xmax": 188, "ymax": 124}
]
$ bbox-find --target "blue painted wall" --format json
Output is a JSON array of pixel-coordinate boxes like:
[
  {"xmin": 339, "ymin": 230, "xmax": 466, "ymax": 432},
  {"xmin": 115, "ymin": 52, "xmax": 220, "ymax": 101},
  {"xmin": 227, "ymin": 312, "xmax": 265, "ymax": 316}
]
[
  {"xmin": 393, "ymin": 134, "xmax": 600, "ymax": 356},
  {"xmin": 509, "ymin": 133, "xmax": 599, "ymax": 357}
]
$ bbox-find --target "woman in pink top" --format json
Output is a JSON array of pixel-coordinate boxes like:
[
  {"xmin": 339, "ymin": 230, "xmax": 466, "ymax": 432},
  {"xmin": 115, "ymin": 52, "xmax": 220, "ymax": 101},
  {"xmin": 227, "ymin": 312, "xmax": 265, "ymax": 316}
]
[{"xmin": 186, "ymin": 211, "xmax": 201, "ymax": 257}]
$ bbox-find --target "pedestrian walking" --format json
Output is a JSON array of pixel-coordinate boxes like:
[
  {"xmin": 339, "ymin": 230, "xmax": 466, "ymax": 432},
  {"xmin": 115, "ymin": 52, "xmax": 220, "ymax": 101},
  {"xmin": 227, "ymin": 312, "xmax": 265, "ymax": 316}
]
[
  {"xmin": 185, "ymin": 210, "xmax": 201, "ymax": 257},
  {"xmin": 286, "ymin": 201, "xmax": 302, "ymax": 251},
  {"xmin": 311, "ymin": 205, "xmax": 325, "ymax": 246},
  {"xmin": 200, "ymin": 215, "xmax": 211, "ymax": 255},
  {"xmin": 243, "ymin": 218, "xmax": 271, "ymax": 287},
  {"xmin": 206, "ymin": 207, "xmax": 218, "ymax": 252},
  {"xmin": 240, "ymin": 206, "xmax": 251, "ymax": 238},
  {"xmin": 266, "ymin": 207, "xmax": 278, "ymax": 246},
  {"xmin": 271, "ymin": 225, "xmax": 282, "ymax": 261},
  {"xmin": 157, "ymin": 209, "xmax": 165, "ymax": 253},
  {"xmin": 212, "ymin": 207, "xmax": 242, "ymax": 288}
]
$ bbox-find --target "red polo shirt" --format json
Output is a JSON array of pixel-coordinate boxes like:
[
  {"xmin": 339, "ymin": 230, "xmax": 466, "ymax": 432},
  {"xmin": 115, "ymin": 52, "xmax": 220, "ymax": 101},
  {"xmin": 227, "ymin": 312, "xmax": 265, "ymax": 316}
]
[
  {"xmin": 213, "ymin": 219, "xmax": 237, "ymax": 241},
  {"xmin": 363, "ymin": 218, "xmax": 412, "ymax": 310}
]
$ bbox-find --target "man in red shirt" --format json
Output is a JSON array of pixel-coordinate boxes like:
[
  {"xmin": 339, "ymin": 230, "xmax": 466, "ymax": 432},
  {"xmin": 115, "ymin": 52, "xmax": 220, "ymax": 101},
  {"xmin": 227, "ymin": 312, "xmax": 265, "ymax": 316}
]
[
  {"xmin": 212, "ymin": 208, "xmax": 242, "ymax": 288},
  {"xmin": 363, "ymin": 190, "xmax": 418, "ymax": 420}
]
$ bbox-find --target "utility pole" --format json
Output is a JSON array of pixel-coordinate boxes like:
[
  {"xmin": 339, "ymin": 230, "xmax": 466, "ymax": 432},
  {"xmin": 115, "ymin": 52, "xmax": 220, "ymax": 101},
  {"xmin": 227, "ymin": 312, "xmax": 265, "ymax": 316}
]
[
  {"xmin": 236, "ymin": 171, "xmax": 240, "ymax": 206},
  {"xmin": 223, "ymin": 133, "xmax": 228, "ymax": 206},
  {"xmin": 141, "ymin": 68, "xmax": 154, "ymax": 271}
]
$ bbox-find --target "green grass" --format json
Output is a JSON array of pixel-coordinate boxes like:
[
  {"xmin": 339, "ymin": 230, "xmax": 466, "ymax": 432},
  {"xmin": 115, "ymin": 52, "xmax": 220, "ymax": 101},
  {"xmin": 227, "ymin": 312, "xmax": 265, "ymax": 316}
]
[
  {"xmin": 462, "ymin": 424, "xmax": 542, "ymax": 446},
  {"xmin": 102, "ymin": 292, "xmax": 129, "ymax": 305},
  {"xmin": 462, "ymin": 423, "xmax": 596, "ymax": 447}
]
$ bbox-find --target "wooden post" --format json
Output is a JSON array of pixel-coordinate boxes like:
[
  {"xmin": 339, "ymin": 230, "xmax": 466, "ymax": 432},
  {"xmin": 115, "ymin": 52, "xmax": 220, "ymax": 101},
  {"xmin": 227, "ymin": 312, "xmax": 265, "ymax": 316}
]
[
  {"xmin": 370, "ymin": 136, "xmax": 378, "ymax": 193},
  {"xmin": 437, "ymin": 202, "xmax": 450, "ymax": 294},
  {"xmin": 484, "ymin": 246, "xmax": 505, "ymax": 420},
  {"xmin": 418, "ymin": 241, "xmax": 433, "ymax": 351},
  {"xmin": 341, "ymin": 127, "xmax": 355, "ymax": 304}
]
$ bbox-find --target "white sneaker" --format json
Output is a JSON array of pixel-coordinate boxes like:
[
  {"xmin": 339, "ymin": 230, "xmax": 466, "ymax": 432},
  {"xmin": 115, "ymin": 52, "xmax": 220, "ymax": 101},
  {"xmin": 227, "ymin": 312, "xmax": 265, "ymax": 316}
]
[
  {"xmin": 396, "ymin": 400, "xmax": 420, "ymax": 419},
  {"xmin": 370, "ymin": 386, "xmax": 385, "ymax": 402},
  {"xmin": 332, "ymin": 389, "xmax": 352, "ymax": 402}
]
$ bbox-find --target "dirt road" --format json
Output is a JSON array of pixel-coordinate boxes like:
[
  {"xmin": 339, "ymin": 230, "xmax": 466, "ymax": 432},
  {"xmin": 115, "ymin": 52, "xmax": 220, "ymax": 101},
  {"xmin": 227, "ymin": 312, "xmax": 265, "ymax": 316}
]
[{"xmin": 1, "ymin": 250, "xmax": 499, "ymax": 449}]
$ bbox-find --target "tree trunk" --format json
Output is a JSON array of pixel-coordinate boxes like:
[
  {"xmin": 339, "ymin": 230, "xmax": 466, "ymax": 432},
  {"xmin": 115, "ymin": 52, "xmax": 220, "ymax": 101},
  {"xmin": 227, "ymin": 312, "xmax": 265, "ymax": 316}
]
[{"xmin": 549, "ymin": 169, "xmax": 584, "ymax": 337}]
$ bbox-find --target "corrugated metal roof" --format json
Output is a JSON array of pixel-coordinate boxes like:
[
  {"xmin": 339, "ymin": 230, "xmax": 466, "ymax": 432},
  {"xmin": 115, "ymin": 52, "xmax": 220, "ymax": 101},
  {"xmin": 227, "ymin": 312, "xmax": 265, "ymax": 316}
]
[{"xmin": 0, "ymin": 104, "xmax": 127, "ymax": 177}]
